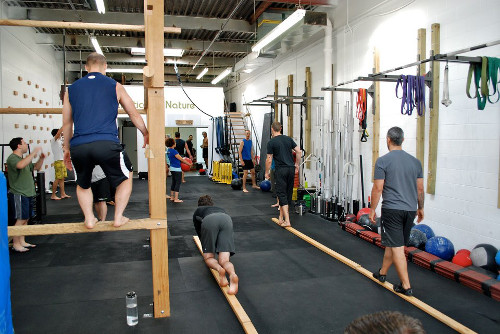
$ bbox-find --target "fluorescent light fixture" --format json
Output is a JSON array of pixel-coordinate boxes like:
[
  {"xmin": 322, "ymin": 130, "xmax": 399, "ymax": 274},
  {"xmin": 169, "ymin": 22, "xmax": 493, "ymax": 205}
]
[
  {"xmin": 196, "ymin": 68, "xmax": 209, "ymax": 80},
  {"xmin": 95, "ymin": 0, "xmax": 105, "ymax": 14},
  {"xmin": 90, "ymin": 36, "xmax": 103, "ymax": 55},
  {"xmin": 252, "ymin": 9, "xmax": 306, "ymax": 53},
  {"xmin": 130, "ymin": 47, "xmax": 184, "ymax": 57},
  {"xmin": 106, "ymin": 68, "xmax": 143, "ymax": 74},
  {"xmin": 211, "ymin": 68, "xmax": 232, "ymax": 85}
]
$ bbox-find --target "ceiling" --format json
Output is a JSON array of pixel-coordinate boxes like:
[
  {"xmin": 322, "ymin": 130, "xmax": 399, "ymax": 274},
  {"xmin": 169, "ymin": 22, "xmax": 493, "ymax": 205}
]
[{"xmin": 3, "ymin": 0, "xmax": 336, "ymax": 84}]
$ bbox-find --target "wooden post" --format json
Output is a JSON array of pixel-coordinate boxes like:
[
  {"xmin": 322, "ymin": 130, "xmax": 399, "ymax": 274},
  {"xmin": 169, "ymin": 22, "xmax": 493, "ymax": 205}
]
[
  {"xmin": 274, "ymin": 79, "xmax": 279, "ymax": 122},
  {"xmin": 305, "ymin": 68, "xmax": 312, "ymax": 169},
  {"xmin": 144, "ymin": 0, "xmax": 169, "ymax": 318},
  {"xmin": 427, "ymin": 23, "xmax": 440, "ymax": 195},
  {"xmin": 372, "ymin": 48, "xmax": 381, "ymax": 181},
  {"xmin": 288, "ymin": 75, "xmax": 293, "ymax": 136},
  {"xmin": 417, "ymin": 28, "xmax": 426, "ymax": 168}
]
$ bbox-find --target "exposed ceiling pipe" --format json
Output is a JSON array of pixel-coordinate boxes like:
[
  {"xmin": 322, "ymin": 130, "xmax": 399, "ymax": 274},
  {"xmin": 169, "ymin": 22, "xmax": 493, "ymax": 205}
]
[{"xmin": 191, "ymin": 0, "xmax": 246, "ymax": 71}]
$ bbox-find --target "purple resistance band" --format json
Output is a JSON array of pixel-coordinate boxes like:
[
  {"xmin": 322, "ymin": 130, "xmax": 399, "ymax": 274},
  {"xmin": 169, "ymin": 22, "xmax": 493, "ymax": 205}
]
[{"xmin": 396, "ymin": 75, "xmax": 426, "ymax": 116}]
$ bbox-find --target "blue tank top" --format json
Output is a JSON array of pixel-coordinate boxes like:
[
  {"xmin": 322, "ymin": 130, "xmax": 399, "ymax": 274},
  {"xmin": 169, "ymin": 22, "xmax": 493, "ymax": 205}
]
[
  {"xmin": 167, "ymin": 148, "xmax": 181, "ymax": 169},
  {"xmin": 68, "ymin": 72, "xmax": 120, "ymax": 147},
  {"xmin": 242, "ymin": 139, "xmax": 252, "ymax": 160}
]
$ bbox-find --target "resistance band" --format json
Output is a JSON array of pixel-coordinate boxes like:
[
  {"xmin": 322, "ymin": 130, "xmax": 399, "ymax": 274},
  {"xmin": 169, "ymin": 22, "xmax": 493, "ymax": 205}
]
[
  {"xmin": 395, "ymin": 75, "xmax": 426, "ymax": 116},
  {"xmin": 467, "ymin": 56, "xmax": 500, "ymax": 110},
  {"xmin": 356, "ymin": 89, "xmax": 369, "ymax": 142}
]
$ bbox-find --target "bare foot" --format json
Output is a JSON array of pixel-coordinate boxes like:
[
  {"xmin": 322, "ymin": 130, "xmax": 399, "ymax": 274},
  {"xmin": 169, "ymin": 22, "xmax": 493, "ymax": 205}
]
[
  {"xmin": 271, "ymin": 203, "xmax": 279, "ymax": 207},
  {"xmin": 50, "ymin": 196, "xmax": 61, "ymax": 200},
  {"xmin": 61, "ymin": 195, "xmax": 71, "ymax": 199},
  {"xmin": 173, "ymin": 199, "xmax": 184, "ymax": 203},
  {"xmin": 21, "ymin": 243, "xmax": 36, "ymax": 248},
  {"xmin": 182, "ymin": 180, "xmax": 187, "ymax": 183},
  {"xmin": 242, "ymin": 189, "xmax": 249, "ymax": 193},
  {"xmin": 166, "ymin": 195, "xmax": 171, "ymax": 199},
  {"xmin": 113, "ymin": 216, "xmax": 129, "ymax": 227},
  {"xmin": 84, "ymin": 217, "xmax": 98, "ymax": 229},
  {"xmin": 252, "ymin": 186, "xmax": 260, "ymax": 189},
  {"xmin": 278, "ymin": 218, "xmax": 290, "ymax": 228},
  {"xmin": 12, "ymin": 245, "xmax": 29, "ymax": 253},
  {"xmin": 227, "ymin": 274, "xmax": 239, "ymax": 295},
  {"xmin": 218, "ymin": 267, "xmax": 228, "ymax": 287}
]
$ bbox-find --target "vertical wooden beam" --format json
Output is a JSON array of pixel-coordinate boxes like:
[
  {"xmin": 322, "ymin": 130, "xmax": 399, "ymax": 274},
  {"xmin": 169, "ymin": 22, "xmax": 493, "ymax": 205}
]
[
  {"xmin": 274, "ymin": 79, "xmax": 279, "ymax": 122},
  {"xmin": 427, "ymin": 23, "xmax": 440, "ymax": 195},
  {"xmin": 144, "ymin": 0, "xmax": 169, "ymax": 318},
  {"xmin": 372, "ymin": 48, "xmax": 381, "ymax": 181},
  {"xmin": 288, "ymin": 74, "xmax": 293, "ymax": 136},
  {"xmin": 305, "ymin": 68, "xmax": 312, "ymax": 169},
  {"xmin": 416, "ymin": 28, "xmax": 426, "ymax": 168}
]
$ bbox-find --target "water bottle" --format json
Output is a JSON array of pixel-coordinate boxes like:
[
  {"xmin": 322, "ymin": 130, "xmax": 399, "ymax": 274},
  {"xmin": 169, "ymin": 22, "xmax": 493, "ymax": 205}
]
[{"xmin": 126, "ymin": 291, "xmax": 138, "ymax": 326}]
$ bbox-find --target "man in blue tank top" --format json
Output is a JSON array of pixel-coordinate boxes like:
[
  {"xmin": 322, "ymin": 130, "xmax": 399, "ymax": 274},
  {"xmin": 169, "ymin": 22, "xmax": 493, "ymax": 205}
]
[
  {"xmin": 369, "ymin": 127, "xmax": 424, "ymax": 296},
  {"xmin": 238, "ymin": 130, "xmax": 259, "ymax": 192},
  {"xmin": 62, "ymin": 53, "xmax": 149, "ymax": 229}
]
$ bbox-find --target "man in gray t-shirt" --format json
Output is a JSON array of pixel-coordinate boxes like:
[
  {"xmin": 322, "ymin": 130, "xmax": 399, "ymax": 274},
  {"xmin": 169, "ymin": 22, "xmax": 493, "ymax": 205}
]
[{"xmin": 369, "ymin": 127, "xmax": 424, "ymax": 296}]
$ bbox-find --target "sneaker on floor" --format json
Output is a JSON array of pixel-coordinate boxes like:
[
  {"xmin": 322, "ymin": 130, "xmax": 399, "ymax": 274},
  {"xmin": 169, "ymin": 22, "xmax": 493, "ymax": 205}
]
[
  {"xmin": 372, "ymin": 268, "xmax": 386, "ymax": 283},
  {"xmin": 393, "ymin": 283, "xmax": 413, "ymax": 296}
]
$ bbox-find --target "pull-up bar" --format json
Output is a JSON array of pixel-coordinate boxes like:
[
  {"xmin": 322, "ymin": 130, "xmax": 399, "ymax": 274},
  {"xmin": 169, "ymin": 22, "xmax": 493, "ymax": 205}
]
[{"xmin": 322, "ymin": 39, "xmax": 500, "ymax": 90}]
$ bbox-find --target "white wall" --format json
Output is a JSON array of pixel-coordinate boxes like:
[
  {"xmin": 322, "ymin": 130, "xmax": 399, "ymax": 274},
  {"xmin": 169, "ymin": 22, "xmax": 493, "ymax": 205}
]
[
  {"xmin": 225, "ymin": 0, "xmax": 500, "ymax": 251},
  {"xmin": 0, "ymin": 6, "xmax": 64, "ymax": 190}
]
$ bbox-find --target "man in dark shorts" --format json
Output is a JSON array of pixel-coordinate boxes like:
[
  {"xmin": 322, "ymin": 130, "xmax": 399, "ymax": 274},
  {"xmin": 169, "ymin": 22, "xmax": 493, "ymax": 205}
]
[
  {"xmin": 369, "ymin": 126, "xmax": 424, "ymax": 296},
  {"xmin": 265, "ymin": 122, "xmax": 301, "ymax": 227},
  {"xmin": 6, "ymin": 137, "xmax": 45, "ymax": 252},
  {"xmin": 193, "ymin": 195, "xmax": 238, "ymax": 295},
  {"xmin": 238, "ymin": 130, "xmax": 259, "ymax": 192},
  {"xmin": 201, "ymin": 131, "xmax": 208, "ymax": 168},
  {"xmin": 174, "ymin": 132, "xmax": 193, "ymax": 183},
  {"xmin": 62, "ymin": 52, "xmax": 149, "ymax": 229},
  {"xmin": 91, "ymin": 165, "xmax": 110, "ymax": 221}
]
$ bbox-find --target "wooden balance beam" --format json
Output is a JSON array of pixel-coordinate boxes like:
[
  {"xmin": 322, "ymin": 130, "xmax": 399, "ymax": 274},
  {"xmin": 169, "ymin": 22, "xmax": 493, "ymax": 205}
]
[
  {"xmin": 8, "ymin": 218, "xmax": 170, "ymax": 318},
  {"xmin": 193, "ymin": 236, "xmax": 257, "ymax": 334},
  {"xmin": 271, "ymin": 218, "xmax": 477, "ymax": 334}
]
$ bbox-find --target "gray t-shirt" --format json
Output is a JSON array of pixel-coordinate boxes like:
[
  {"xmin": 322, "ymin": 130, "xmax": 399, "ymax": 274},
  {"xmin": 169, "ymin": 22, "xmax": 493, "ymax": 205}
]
[{"xmin": 374, "ymin": 150, "xmax": 423, "ymax": 211}]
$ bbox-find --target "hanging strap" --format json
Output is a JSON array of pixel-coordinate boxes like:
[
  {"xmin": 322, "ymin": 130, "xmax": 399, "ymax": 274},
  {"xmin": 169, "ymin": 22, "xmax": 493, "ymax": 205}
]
[
  {"xmin": 486, "ymin": 57, "xmax": 500, "ymax": 104},
  {"xmin": 396, "ymin": 75, "xmax": 425, "ymax": 116},
  {"xmin": 466, "ymin": 57, "xmax": 488, "ymax": 110},
  {"xmin": 356, "ymin": 89, "xmax": 369, "ymax": 142}
]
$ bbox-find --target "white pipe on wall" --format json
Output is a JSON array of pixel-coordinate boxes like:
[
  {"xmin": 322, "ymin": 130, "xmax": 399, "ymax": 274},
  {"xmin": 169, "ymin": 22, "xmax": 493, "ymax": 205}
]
[{"xmin": 323, "ymin": 18, "xmax": 333, "ymax": 199}]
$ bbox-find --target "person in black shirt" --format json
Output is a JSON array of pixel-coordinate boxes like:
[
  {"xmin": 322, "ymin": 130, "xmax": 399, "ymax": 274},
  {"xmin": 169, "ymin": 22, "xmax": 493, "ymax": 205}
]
[
  {"xmin": 265, "ymin": 122, "xmax": 301, "ymax": 227},
  {"xmin": 175, "ymin": 132, "xmax": 193, "ymax": 183},
  {"xmin": 193, "ymin": 195, "xmax": 238, "ymax": 295},
  {"xmin": 186, "ymin": 134, "xmax": 196, "ymax": 161}
]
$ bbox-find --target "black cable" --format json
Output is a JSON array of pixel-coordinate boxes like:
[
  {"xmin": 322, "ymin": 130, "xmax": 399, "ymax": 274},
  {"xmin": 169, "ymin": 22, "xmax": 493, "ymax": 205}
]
[{"xmin": 174, "ymin": 63, "xmax": 214, "ymax": 119}]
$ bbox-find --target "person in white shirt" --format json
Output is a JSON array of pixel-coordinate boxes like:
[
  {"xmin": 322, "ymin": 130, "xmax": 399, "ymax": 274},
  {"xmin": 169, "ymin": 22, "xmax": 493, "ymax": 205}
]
[{"xmin": 50, "ymin": 128, "xmax": 71, "ymax": 200}]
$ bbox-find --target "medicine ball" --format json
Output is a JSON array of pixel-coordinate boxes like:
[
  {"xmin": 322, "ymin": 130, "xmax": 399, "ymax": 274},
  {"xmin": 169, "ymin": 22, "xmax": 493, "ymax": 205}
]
[
  {"xmin": 413, "ymin": 224, "xmax": 435, "ymax": 240},
  {"xmin": 199, "ymin": 169, "xmax": 206, "ymax": 175},
  {"xmin": 496, "ymin": 250, "xmax": 500, "ymax": 267},
  {"xmin": 470, "ymin": 244, "xmax": 499, "ymax": 273},
  {"xmin": 181, "ymin": 158, "xmax": 192, "ymax": 172},
  {"xmin": 358, "ymin": 214, "xmax": 378, "ymax": 232},
  {"xmin": 260, "ymin": 179, "xmax": 271, "ymax": 192},
  {"xmin": 345, "ymin": 214, "xmax": 356, "ymax": 223},
  {"xmin": 456, "ymin": 249, "xmax": 471, "ymax": 256},
  {"xmin": 425, "ymin": 236, "xmax": 455, "ymax": 261},
  {"xmin": 356, "ymin": 207, "xmax": 371, "ymax": 222},
  {"xmin": 408, "ymin": 228, "xmax": 427, "ymax": 250},
  {"xmin": 230, "ymin": 178, "xmax": 243, "ymax": 190},
  {"xmin": 452, "ymin": 252, "xmax": 472, "ymax": 267}
]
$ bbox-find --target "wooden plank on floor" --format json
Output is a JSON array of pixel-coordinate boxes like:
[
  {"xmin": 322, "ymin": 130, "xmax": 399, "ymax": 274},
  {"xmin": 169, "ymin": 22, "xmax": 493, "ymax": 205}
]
[
  {"xmin": 270, "ymin": 218, "xmax": 477, "ymax": 334},
  {"xmin": 8, "ymin": 218, "xmax": 167, "ymax": 237},
  {"xmin": 193, "ymin": 236, "xmax": 258, "ymax": 334}
]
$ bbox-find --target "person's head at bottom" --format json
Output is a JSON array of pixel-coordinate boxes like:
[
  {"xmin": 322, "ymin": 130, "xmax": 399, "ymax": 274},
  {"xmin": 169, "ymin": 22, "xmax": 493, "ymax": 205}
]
[
  {"xmin": 198, "ymin": 195, "xmax": 213, "ymax": 207},
  {"xmin": 344, "ymin": 311, "xmax": 425, "ymax": 334}
]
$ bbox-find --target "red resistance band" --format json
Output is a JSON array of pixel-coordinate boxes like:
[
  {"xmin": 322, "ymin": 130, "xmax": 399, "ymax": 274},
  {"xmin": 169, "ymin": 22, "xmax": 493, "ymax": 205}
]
[{"xmin": 356, "ymin": 89, "xmax": 368, "ymax": 142}]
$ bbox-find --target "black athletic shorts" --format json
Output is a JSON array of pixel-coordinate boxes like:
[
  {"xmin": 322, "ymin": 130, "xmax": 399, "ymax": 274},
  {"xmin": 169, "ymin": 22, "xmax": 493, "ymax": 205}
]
[
  {"xmin": 242, "ymin": 159, "xmax": 254, "ymax": 170},
  {"xmin": 380, "ymin": 208, "xmax": 416, "ymax": 247},
  {"xmin": 70, "ymin": 141, "xmax": 133, "ymax": 189},
  {"xmin": 203, "ymin": 147, "xmax": 208, "ymax": 159},
  {"xmin": 91, "ymin": 178, "xmax": 111, "ymax": 203}
]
